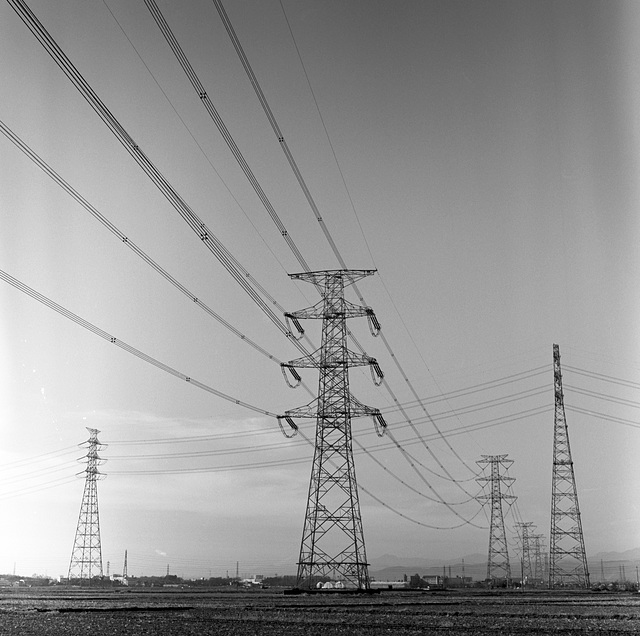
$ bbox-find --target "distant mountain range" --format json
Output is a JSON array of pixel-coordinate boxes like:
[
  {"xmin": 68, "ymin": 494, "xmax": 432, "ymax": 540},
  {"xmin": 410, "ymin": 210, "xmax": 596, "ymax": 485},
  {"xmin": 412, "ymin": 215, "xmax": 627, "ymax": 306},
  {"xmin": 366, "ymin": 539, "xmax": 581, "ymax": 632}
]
[
  {"xmin": 369, "ymin": 550, "xmax": 640, "ymax": 583},
  {"xmin": 370, "ymin": 553, "xmax": 486, "ymax": 569},
  {"xmin": 369, "ymin": 553, "xmax": 487, "ymax": 581}
]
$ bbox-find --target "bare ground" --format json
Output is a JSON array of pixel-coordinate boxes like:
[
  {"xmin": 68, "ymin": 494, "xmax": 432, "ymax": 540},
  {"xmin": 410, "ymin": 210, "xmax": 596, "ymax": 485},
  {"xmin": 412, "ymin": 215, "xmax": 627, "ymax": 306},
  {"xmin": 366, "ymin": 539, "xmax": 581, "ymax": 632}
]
[{"xmin": 1, "ymin": 587, "xmax": 639, "ymax": 635}]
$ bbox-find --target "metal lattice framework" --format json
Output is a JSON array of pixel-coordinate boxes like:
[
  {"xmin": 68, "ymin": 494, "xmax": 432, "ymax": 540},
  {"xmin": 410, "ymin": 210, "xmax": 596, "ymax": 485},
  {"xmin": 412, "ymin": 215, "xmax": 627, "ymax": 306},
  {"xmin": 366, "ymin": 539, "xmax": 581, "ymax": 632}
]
[
  {"xmin": 122, "ymin": 549, "xmax": 128, "ymax": 581},
  {"xmin": 282, "ymin": 269, "xmax": 386, "ymax": 590},
  {"xmin": 531, "ymin": 533, "xmax": 546, "ymax": 582},
  {"xmin": 515, "ymin": 521, "xmax": 534, "ymax": 586},
  {"xmin": 549, "ymin": 344, "xmax": 590, "ymax": 588},
  {"xmin": 68, "ymin": 428, "xmax": 106, "ymax": 584},
  {"xmin": 477, "ymin": 455, "xmax": 516, "ymax": 584}
]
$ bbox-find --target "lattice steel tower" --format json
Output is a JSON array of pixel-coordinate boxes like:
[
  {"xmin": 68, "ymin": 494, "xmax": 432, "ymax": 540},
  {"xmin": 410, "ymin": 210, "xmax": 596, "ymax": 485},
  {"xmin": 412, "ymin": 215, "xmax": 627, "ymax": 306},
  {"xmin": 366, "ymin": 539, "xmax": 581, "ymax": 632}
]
[
  {"xmin": 549, "ymin": 344, "xmax": 589, "ymax": 588},
  {"xmin": 531, "ymin": 533, "xmax": 545, "ymax": 582},
  {"xmin": 477, "ymin": 455, "xmax": 516, "ymax": 584},
  {"xmin": 68, "ymin": 428, "xmax": 106, "ymax": 584},
  {"xmin": 515, "ymin": 521, "xmax": 534, "ymax": 586},
  {"xmin": 281, "ymin": 269, "xmax": 386, "ymax": 590}
]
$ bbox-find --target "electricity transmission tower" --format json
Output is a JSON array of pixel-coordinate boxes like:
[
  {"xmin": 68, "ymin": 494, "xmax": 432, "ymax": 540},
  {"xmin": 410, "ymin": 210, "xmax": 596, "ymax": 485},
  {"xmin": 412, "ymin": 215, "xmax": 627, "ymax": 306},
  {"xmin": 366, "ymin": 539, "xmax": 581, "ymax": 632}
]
[
  {"xmin": 549, "ymin": 344, "xmax": 590, "ymax": 588},
  {"xmin": 122, "ymin": 549, "xmax": 128, "ymax": 583},
  {"xmin": 281, "ymin": 269, "xmax": 386, "ymax": 590},
  {"xmin": 515, "ymin": 521, "xmax": 534, "ymax": 586},
  {"xmin": 477, "ymin": 455, "xmax": 516, "ymax": 585},
  {"xmin": 531, "ymin": 534, "xmax": 545, "ymax": 582},
  {"xmin": 68, "ymin": 428, "xmax": 106, "ymax": 584}
]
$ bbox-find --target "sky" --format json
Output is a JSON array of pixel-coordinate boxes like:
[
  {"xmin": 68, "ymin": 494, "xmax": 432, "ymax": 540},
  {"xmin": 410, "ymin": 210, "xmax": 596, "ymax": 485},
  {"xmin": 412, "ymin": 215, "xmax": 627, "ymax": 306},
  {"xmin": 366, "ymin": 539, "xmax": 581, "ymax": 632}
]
[{"xmin": 1, "ymin": 0, "xmax": 639, "ymax": 580}]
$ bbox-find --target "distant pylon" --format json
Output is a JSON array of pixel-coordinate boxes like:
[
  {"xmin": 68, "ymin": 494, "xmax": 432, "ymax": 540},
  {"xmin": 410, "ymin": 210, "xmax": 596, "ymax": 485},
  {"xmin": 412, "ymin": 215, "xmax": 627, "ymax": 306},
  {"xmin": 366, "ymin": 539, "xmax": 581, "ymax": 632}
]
[
  {"xmin": 549, "ymin": 344, "xmax": 590, "ymax": 588},
  {"xmin": 68, "ymin": 428, "xmax": 106, "ymax": 584},
  {"xmin": 477, "ymin": 455, "xmax": 516, "ymax": 584},
  {"xmin": 515, "ymin": 522, "xmax": 535, "ymax": 586},
  {"xmin": 531, "ymin": 534, "xmax": 545, "ymax": 582},
  {"xmin": 281, "ymin": 269, "xmax": 386, "ymax": 590}
]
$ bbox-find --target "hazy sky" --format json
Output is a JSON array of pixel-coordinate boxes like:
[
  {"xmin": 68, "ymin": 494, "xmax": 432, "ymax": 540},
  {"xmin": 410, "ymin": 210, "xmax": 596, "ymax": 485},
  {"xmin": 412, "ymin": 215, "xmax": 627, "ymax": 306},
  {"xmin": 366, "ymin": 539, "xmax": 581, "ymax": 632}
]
[{"xmin": 1, "ymin": 0, "xmax": 639, "ymax": 580}]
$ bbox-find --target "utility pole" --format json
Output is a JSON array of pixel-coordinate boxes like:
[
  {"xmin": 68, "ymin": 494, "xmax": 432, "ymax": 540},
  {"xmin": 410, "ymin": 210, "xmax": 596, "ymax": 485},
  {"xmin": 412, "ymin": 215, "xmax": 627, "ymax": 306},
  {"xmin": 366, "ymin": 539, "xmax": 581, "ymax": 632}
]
[
  {"xmin": 282, "ymin": 269, "xmax": 386, "ymax": 590},
  {"xmin": 476, "ymin": 455, "xmax": 516, "ymax": 585},
  {"xmin": 68, "ymin": 428, "xmax": 106, "ymax": 584},
  {"xmin": 549, "ymin": 344, "xmax": 590, "ymax": 588}
]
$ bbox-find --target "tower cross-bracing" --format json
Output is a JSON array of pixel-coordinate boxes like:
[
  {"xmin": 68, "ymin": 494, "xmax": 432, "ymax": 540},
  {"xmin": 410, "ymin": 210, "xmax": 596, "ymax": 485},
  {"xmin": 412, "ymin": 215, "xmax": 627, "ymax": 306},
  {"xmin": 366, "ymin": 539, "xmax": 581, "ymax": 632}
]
[
  {"xmin": 549, "ymin": 344, "xmax": 590, "ymax": 588},
  {"xmin": 515, "ymin": 521, "xmax": 535, "ymax": 586},
  {"xmin": 68, "ymin": 427, "xmax": 106, "ymax": 584},
  {"xmin": 531, "ymin": 533, "xmax": 546, "ymax": 583},
  {"xmin": 282, "ymin": 269, "xmax": 385, "ymax": 590},
  {"xmin": 477, "ymin": 454, "xmax": 516, "ymax": 584}
]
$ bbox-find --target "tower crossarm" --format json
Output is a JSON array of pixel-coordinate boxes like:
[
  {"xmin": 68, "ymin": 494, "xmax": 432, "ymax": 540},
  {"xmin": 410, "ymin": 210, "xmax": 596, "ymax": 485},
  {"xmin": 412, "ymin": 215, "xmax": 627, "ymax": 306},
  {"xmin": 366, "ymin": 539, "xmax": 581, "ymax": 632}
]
[
  {"xmin": 286, "ymin": 298, "xmax": 374, "ymax": 322},
  {"xmin": 283, "ymin": 348, "xmax": 379, "ymax": 370},
  {"xmin": 285, "ymin": 396, "xmax": 382, "ymax": 420},
  {"xmin": 289, "ymin": 268, "xmax": 376, "ymax": 288},
  {"xmin": 477, "ymin": 491, "xmax": 516, "ymax": 504}
]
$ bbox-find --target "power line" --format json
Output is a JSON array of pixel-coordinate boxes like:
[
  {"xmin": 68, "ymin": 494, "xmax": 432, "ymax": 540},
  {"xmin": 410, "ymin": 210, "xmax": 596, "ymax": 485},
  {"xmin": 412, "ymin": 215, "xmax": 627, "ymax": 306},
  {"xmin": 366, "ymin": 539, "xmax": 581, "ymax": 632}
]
[
  {"xmin": 106, "ymin": 426, "xmax": 277, "ymax": 446},
  {"xmin": 148, "ymin": 0, "xmax": 475, "ymax": 491},
  {"xmin": 0, "ymin": 267, "xmax": 488, "ymax": 523},
  {"xmin": 105, "ymin": 403, "xmax": 551, "ymax": 466},
  {"xmin": 6, "ymin": 0, "xmax": 308, "ymax": 356},
  {"xmin": 212, "ymin": 0, "xmax": 345, "ymax": 265},
  {"xmin": 213, "ymin": 0, "xmax": 479, "ymax": 478},
  {"xmin": 383, "ymin": 385, "xmax": 548, "ymax": 421},
  {"xmin": 566, "ymin": 405, "xmax": 640, "ymax": 430},
  {"xmin": 0, "ymin": 269, "xmax": 281, "ymax": 418},
  {"xmin": 1, "ymin": 257, "xmax": 555, "ymax": 525},
  {"xmin": 379, "ymin": 365, "xmax": 548, "ymax": 412},
  {"xmin": 144, "ymin": 0, "xmax": 313, "ymax": 274},
  {"xmin": 0, "ymin": 460, "xmax": 79, "ymax": 486},
  {"xmin": 0, "ymin": 255, "xmax": 508, "ymax": 518},
  {"xmin": 564, "ymin": 384, "xmax": 640, "ymax": 410},
  {"xmin": 98, "ymin": 0, "xmax": 294, "ymax": 281},
  {"xmin": 108, "ymin": 0, "xmax": 475, "ymax": 492},
  {"xmin": 7, "ymin": 0, "xmax": 592, "ymax": 532},
  {"xmin": 564, "ymin": 364, "xmax": 640, "ymax": 390},
  {"xmin": 0, "ymin": 475, "xmax": 78, "ymax": 501},
  {"xmin": 292, "ymin": 427, "xmax": 485, "ymax": 532},
  {"xmin": 0, "ymin": 444, "xmax": 78, "ymax": 471},
  {"xmin": 0, "ymin": 118, "xmax": 284, "ymax": 366}
]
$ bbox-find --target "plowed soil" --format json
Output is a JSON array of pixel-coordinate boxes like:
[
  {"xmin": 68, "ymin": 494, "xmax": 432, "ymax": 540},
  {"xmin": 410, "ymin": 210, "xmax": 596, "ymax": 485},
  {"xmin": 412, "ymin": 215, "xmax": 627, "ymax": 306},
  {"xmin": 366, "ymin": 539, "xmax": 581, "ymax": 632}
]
[{"xmin": 1, "ymin": 587, "xmax": 639, "ymax": 635}]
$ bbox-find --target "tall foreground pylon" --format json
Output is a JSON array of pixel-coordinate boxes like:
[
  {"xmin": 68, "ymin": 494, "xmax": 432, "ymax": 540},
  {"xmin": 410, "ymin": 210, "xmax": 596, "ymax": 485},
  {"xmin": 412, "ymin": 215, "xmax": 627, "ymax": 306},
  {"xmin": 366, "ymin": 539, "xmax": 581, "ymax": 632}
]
[
  {"xmin": 549, "ymin": 344, "xmax": 589, "ymax": 588},
  {"xmin": 68, "ymin": 428, "xmax": 106, "ymax": 584},
  {"xmin": 282, "ymin": 269, "xmax": 386, "ymax": 590},
  {"xmin": 476, "ymin": 455, "xmax": 516, "ymax": 584}
]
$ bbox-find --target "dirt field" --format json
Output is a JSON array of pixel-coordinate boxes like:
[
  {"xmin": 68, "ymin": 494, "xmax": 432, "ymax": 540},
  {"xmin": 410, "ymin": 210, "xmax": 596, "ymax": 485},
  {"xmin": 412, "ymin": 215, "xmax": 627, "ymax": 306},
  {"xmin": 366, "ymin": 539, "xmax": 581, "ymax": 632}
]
[{"xmin": 1, "ymin": 587, "xmax": 639, "ymax": 635}]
